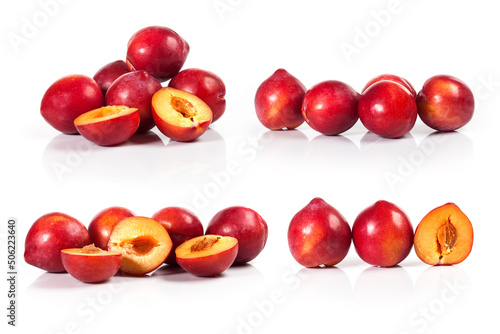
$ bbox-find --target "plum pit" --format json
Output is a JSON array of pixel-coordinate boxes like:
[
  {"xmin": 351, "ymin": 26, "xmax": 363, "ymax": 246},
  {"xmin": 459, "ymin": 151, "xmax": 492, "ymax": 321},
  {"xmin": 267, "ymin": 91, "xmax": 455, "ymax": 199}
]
[
  {"xmin": 436, "ymin": 216, "xmax": 458, "ymax": 258},
  {"xmin": 190, "ymin": 235, "xmax": 220, "ymax": 253},
  {"xmin": 171, "ymin": 96, "xmax": 196, "ymax": 120}
]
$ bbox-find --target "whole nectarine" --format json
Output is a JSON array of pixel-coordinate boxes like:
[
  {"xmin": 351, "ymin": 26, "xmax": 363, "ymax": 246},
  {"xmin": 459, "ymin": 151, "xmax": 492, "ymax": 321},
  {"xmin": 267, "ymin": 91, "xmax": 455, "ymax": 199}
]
[
  {"xmin": 25, "ymin": 212, "xmax": 89, "ymax": 272},
  {"xmin": 352, "ymin": 201, "xmax": 413, "ymax": 267},
  {"xmin": 302, "ymin": 81, "xmax": 359, "ymax": 136},
  {"xmin": 93, "ymin": 60, "xmax": 129, "ymax": 96},
  {"xmin": 41, "ymin": 75, "xmax": 104, "ymax": 134},
  {"xmin": 126, "ymin": 26, "xmax": 189, "ymax": 82},
  {"xmin": 206, "ymin": 206, "xmax": 268, "ymax": 264},
  {"xmin": 362, "ymin": 74, "xmax": 417, "ymax": 98},
  {"xmin": 169, "ymin": 68, "xmax": 226, "ymax": 123},
  {"xmin": 255, "ymin": 69, "xmax": 306, "ymax": 130},
  {"xmin": 152, "ymin": 207, "xmax": 204, "ymax": 265},
  {"xmin": 88, "ymin": 206, "xmax": 135, "ymax": 250},
  {"xmin": 358, "ymin": 80, "xmax": 417, "ymax": 138},
  {"xmin": 417, "ymin": 75, "xmax": 474, "ymax": 131},
  {"xmin": 105, "ymin": 70, "xmax": 162, "ymax": 133},
  {"xmin": 288, "ymin": 198, "xmax": 351, "ymax": 267}
]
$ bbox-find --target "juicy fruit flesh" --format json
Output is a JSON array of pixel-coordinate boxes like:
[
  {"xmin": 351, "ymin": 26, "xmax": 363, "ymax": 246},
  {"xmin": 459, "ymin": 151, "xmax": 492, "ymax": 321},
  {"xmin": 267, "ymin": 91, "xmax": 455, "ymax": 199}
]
[
  {"xmin": 81, "ymin": 244, "xmax": 104, "ymax": 254},
  {"xmin": 171, "ymin": 96, "xmax": 196, "ymax": 120},
  {"xmin": 107, "ymin": 217, "xmax": 172, "ymax": 275},
  {"xmin": 414, "ymin": 203, "xmax": 473, "ymax": 265},
  {"xmin": 74, "ymin": 106, "xmax": 137, "ymax": 125},
  {"xmin": 176, "ymin": 235, "xmax": 238, "ymax": 259},
  {"xmin": 190, "ymin": 235, "xmax": 220, "ymax": 252},
  {"xmin": 62, "ymin": 244, "xmax": 118, "ymax": 255},
  {"xmin": 118, "ymin": 236, "xmax": 160, "ymax": 256},
  {"xmin": 152, "ymin": 87, "xmax": 212, "ymax": 127},
  {"xmin": 436, "ymin": 217, "xmax": 458, "ymax": 257}
]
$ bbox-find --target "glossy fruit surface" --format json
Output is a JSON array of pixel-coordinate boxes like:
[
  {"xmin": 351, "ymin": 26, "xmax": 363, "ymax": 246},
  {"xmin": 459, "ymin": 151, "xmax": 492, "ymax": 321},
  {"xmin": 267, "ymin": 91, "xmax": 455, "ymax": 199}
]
[
  {"xmin": 358, "ymin": 80, "xmax": 417, "ymax": 138},
  {"xmin": 288, "ymin": 198, "xmax": 351, "ymax": 267},
  {"xmin": 126, "ymin": 26, "xmax": 189, "ymax": 82},
  {"xmin": 352, "ymin": 200, "xmax": 414, "ymax": 267}
]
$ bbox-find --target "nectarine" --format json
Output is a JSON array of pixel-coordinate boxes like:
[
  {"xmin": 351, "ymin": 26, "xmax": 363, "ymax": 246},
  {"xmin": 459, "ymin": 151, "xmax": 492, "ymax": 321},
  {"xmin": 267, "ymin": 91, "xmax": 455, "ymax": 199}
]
[
  {"xmin": 288, "ymin": 198, "xmax": 351, "ymax": 267},
  {"xmin": 107, "ymin": 217, "xmax": 172, "ymax": 275},
  {"xmin": 176, "ymin": 235, "xmax": 238, "ymax": 277},
  {"xmin": 93, "ymin": 60, "xmax": 129, "ymax": 96},
  {"xmin": 151, "ymin": 87, "xmax": 212, "ymax": 142},
  {"xmin": 255, "ymin": 69, "xmax": 306, "ymax": 130},
  {"xmin": 362, "ymin": 74, "xmax": 417, "ymax": 98},
  {"xmin": 41, "ymin": 75, "xmax": 104, "ymax": 134},
  {"xmin": 61, "ymin": 245, "xmax": 122, "ymax": 283},
  {"xmin": 417, "ymin": 75, "xmax": 474, "ymax": 131},
  {"xmin": 88, "ymin": 206, "xmax": 135, "ymax": 250},
  {"xmin": 206, "ymin": 206, "xmax": 268, "ymax": 264},
  {"xmin": 126, "ymin": 26, "xmax": 189, "ymax": 82},
  {"xmin": 25, "ymin": 213, "xmax": 89, "ymax": 272},
  {"xmin": 152, "ymin": 207, "xmax": 204, "ymax": 265},
  {"xmin": 169, "ymin": 68, "xmax": 226, "ymax": 123},
  {"xmin": 358, "ymin": 80, "xmax": 417, "ymax": 138},
  {"xmin": 352, "ymin": 201, "xmax": 414, "ymax": 267},
  {"xmin": 105, "ymin": 70, "xmax": 162, "ymax": 133},
  {"xmin": 74, "ymin": 106, "xmax": 140, "ymax": 146},
  {"xmin": 302, "ymin": 81, "xmax": 359, "ymax": 136},
  {"xmin": 414, "ymin": 203, "xmax": 473, "ymax": 265}
]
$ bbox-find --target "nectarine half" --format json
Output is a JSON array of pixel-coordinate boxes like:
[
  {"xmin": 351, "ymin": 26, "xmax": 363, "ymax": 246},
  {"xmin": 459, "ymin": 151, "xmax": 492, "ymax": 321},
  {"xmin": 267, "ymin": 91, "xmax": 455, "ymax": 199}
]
[
  {"xmin": 74, "ymin": 106, "xmax": 139, "ymax": 146},
  {"xmin": 107, "ymin": 217, "xmax": 172, "ymax": 275},
  {"xmin": 414, "ymin": 203, "xmax": 473, "ymax": 265},
  {"xmin": 61, "ymin": 245, "xmax": 122, "ymax": 283},
  {"xmin": 176, "ymin": 235, "xmax": 238, "ymax": 277},
  {"xmin": 152, "ymin": 87, "xmax": 212, "ymax": 142}
]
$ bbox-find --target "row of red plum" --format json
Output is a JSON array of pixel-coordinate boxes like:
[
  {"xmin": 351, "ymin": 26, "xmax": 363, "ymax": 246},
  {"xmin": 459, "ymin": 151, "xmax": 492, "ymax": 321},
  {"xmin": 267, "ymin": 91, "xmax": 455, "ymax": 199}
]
[
  {"xmin": 40, "ymin": 26, "xmax": 226, "ymax": 145},
  {"xmin": 41, "ymin": 25, "xmax": 475, "ymax": 146},
  {"xmin": 24, "ymin": 200, "xmax": 473, "ymax": 283},
  {"xmin": 255, "ymin": 70, "xmax": 475, "ymax": 138}
]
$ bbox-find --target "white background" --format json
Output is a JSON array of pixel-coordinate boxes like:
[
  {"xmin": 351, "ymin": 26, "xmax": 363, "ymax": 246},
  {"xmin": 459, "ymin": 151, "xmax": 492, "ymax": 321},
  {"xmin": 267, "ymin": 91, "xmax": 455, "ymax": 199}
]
[{"xmin": 2, "ymin": 0, "xmax": 499, "ymax": 333}]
